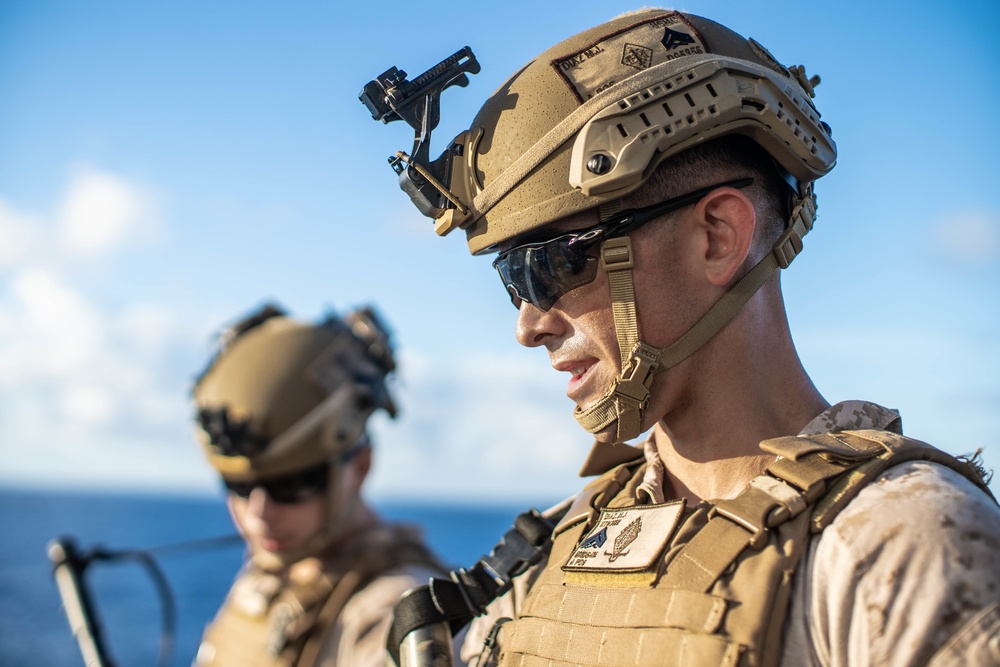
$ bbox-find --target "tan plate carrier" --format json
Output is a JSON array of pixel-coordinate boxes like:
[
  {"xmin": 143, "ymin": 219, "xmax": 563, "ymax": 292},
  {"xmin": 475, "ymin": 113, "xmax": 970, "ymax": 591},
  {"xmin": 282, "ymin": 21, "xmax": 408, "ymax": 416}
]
[
  {"xmin": 495, "ymin": 429, "xmax": 995, "ymax": 667},
  {"xmin": 197, "ymin": 525, "xmax": 439, "ymax": 667}
]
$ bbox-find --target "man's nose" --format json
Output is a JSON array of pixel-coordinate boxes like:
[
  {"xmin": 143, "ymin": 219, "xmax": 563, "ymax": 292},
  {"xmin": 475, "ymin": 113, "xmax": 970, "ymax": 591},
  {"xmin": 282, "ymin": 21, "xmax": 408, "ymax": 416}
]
[
  {"xmin": 515, "ymin": 301, "xmax": 564, "ymax": 348},
  {"xmin": 247, "ymin": 487, "xmax": 277, "ymax": 519}
]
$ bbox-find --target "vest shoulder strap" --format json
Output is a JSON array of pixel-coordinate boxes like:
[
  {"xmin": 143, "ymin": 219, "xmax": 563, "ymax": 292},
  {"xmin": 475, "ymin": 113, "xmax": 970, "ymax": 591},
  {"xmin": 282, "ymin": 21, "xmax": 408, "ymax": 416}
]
[
  {"xmin": 661, "ymin": 428, "xmax": 992, "ymax": 594},
  {"xmin": 293, "ymin": 524, "xmax": 443, "ymax": 666},
  {"xmin": 553, "ymin": 454, "xmax": 646, "ymax": 537},
  {"xmin": 800, "ymin": 429, "xmax": 996, "ymax": 531}
]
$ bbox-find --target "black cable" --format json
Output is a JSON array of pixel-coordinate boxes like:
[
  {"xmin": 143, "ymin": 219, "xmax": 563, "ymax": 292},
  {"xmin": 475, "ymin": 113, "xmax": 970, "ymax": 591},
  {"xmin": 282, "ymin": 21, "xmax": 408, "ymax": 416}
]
[
  {"xmin": 142, "ymin": 533, "xmax": 244, "ymax": 557},
  {"xmin": 67, "ymin": 533, "xmax": 243, "ymax": 667},
  {"xmin": 90, "ymin": 548, "xmax": 176, "ymax": 667}
]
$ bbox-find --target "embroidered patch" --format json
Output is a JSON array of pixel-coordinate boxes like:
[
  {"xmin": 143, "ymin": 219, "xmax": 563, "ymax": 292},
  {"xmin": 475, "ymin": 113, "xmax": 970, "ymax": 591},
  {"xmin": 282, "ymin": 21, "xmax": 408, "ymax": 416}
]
[
  {"xmin": 621, "ymin": 43, "xmax": 653, "ymax": 71},
  {"xmin": 551, "ymin": 12, "xmax": 707, "ymax": 102},
  {"xmin": 579, "ymin": 526, "xmax": 608, "ymax": 549},
  {"xmin": 563, "ymin": 501, "xmax": 684, "ymax": 573}
]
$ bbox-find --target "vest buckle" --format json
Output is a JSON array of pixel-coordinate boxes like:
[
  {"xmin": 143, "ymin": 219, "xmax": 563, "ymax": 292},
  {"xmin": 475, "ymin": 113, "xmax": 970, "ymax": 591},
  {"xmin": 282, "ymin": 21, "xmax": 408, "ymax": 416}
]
[
  {"xmin": 710, "ymin": 503, "xmax": 770, "ymax": 550},
  {"xmin": 709, "ymin": 478, "xmax": 804, "ymax": 551}
]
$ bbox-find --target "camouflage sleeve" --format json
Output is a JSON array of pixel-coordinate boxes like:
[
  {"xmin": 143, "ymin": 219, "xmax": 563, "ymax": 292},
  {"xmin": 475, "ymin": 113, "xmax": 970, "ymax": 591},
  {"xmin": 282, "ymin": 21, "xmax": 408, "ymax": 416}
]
[
  {"xmin": 313, "ymin": 564, "xmax": 439, "ymax": 667},
  {"xmin": 782, "ymin": 461, "xmax": 1000, "ymax": 667}
]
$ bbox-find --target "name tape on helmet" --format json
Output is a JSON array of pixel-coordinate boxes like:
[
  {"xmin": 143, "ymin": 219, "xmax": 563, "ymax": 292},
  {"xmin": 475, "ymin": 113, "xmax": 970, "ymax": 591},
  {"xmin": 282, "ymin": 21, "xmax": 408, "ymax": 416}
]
[{"xmin": 552, "ymin": 12, "xmax": 707, "ymax": 103}]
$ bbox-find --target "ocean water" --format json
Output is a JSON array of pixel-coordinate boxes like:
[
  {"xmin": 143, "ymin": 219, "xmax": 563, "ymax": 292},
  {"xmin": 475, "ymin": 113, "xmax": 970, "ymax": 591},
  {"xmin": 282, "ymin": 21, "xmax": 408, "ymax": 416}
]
[{"xmin": 0, "ymin": 487, "xmax": 531, "ymax": 667}]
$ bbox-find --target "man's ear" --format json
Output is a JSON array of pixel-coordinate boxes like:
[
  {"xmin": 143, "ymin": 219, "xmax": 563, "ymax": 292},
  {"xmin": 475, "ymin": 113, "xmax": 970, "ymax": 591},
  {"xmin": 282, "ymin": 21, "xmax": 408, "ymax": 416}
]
[
  {"xmin": 349, "ymin": 446, "xmax": 372, "ymax": 488},
  {"xmin": 694, "ymin": 187, "xmax": 756, "ymax": 287}
]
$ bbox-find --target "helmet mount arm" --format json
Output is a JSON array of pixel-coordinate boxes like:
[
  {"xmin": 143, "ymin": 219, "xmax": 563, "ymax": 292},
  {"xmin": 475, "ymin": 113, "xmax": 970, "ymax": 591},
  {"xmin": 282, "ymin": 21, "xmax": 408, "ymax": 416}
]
[
  {"xmin": 393, "ymin": 150, "xmax": 469, "ymax": 216},
  {"xmin": 359, "ymin": 47, "xmax": 480, "ymax": 219}
]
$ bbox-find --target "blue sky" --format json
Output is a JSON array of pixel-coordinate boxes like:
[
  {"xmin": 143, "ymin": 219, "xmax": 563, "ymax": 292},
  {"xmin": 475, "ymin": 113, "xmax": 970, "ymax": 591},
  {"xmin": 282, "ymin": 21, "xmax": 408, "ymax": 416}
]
[{"xmin": 1, "ymin": 1, "xmax": 997, "ymax": 505}]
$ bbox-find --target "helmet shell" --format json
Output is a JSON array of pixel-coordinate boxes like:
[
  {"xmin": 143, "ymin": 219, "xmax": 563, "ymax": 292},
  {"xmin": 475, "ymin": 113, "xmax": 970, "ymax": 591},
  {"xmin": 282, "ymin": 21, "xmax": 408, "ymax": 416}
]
[
  {"xmin": 193, "ymin": 306, "xmax": 395, "ymax": 481},
  {"xmin": 458, "ymin": 9, "xmax": 835, "ymax": 253}
]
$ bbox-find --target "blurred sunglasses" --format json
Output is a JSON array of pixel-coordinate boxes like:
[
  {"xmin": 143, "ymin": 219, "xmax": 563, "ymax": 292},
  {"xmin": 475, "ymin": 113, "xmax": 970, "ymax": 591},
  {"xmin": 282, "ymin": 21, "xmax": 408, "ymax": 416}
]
[
  {"xmin": 492, "ymin": 178, "xmax": 753, "ymax": 312},
  {"xmin": 224, "ymin": 462, "xmax": 330, "ymax": 504}
]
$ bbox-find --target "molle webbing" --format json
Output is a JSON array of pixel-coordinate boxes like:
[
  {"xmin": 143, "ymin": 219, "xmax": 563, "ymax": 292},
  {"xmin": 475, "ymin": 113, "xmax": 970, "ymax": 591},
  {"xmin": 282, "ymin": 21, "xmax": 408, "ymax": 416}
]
[
  {"xmin": 659, "ymin": 429, "xmax": 963, "ymax": 596},
  {"xmin": 199, "ymin": 525, "xmax": 439, "ymax": 667},
  {"xmin": 295, "ymin": 528, "xmax": 441, "ymax": 666},
  {"xmin": 527, "ymin": 584, "xmax": 729, "ymax": 632},
  {"xmin": 761, "ymin": 428, "xmax": 997, "ymax": 529},
  {"xmin": 497, "ymin": 430, "xmax": 986, "ymax": 667},
  {"xmin": 503, "ymin": 616, "xmax": 742, "ymax": 667}
]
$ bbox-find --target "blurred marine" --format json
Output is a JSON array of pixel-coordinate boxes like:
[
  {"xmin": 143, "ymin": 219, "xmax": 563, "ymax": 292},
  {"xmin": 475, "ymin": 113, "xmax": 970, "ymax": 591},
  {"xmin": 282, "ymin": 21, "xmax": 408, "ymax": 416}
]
[
  {"xmin": 364, "ymin": 8, "xmax": 1000, "ymax": 667},
  {"xmin": 191, "ymin": 303, "xmax": 442, "ymax": 667}
]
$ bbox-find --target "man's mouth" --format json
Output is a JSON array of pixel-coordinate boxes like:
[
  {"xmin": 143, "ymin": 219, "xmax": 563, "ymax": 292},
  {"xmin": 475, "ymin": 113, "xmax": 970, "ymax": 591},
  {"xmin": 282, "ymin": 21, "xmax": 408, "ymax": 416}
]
[
  {"xmin": 261, "ymin": 535, "xmax": 288, "ymax": 552},
  {"xmin": 554, "ymin": 358, "xmax": 599, "ymax": 400}
]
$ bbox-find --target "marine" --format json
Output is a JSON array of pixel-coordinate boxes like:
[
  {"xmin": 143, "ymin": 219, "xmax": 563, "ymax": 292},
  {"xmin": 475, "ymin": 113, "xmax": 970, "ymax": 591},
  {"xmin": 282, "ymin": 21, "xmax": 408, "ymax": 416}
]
[
  {"xmin": 190, "ymin": 303, "xmax": 442, "ymax": 667},
  {"xmin": 363, "ymin": 8, "xmax": 1000, "ymax": 667}
]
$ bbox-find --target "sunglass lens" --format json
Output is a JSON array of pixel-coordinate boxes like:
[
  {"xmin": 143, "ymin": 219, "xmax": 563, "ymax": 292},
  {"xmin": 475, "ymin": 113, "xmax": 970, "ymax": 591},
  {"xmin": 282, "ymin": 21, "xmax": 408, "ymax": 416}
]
[
  {"xmin": 223, "ymin": 463, "xmax": 329, "ymax": 505},
  {"xmin": 223, "ymin": 480, "xmax": 254, "ymax": 499},
  {"xmin": 495, "ymin": 245, "xmax": 560, "ymax": 312},
  {"xmin": 503, "ymin": 283, "xmax": 522, "ymax": 309},
  {"xmin": 495, "ymin": 237, "xmax": 599, "ymax": 312},
  {"xmin": 262, "ymin": 480, "xmax": 314, "ymax": 504}
]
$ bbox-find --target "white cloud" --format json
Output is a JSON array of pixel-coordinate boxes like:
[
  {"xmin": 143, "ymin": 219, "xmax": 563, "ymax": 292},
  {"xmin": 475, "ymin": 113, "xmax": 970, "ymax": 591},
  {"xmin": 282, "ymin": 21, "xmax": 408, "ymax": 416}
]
[
  {"xmin": 57, "ymin": 168, "xmax": 156, "ymax": 257},
  {"xmin": 5, "ymin": 268, "xmax": 103, "ymax": 377},
  {"xmin": 114, "ymin": 304, "xmax": 178, "ymax": 357},
  {"xmin": 60, "ymin": 384, "xmax": 119, "ymax": 426},
  {"xmin": 0, "ymin": 168, "xmax": 615, "ymax": 503},
  {"xmin": 0, "ymin": 164, "xmax": 595, "ymax": 502},
  {"xmin": 932, "ymin": 211, "xmax": 1000, "ymax": 264},
  {"xmin": 0, "ymin": 200, "xmax": 40, "ymax": 268},
  {"xmin": 0, "ymin": 169, "xmax": 208, "ymax": 495}
]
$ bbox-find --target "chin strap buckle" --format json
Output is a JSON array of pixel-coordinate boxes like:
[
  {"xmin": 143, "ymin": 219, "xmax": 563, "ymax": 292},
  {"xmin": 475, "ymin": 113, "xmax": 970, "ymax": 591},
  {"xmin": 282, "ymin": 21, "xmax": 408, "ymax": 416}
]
[
  {"xmin": 611, "ymin": 343, "xmax": 661, "ymax": 441},
  {"xmin": 614, "ymin": 343, "xmax": 659, "ymax": 406},
  {"xmin": 771, "ymin": 186, "xmax": 816, "ymax": 269}
]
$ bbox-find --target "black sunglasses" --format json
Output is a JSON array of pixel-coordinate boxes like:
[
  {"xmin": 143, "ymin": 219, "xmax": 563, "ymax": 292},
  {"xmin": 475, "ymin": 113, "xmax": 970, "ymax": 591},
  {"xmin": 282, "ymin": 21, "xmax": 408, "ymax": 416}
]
[
  {"xmin": 492, "ymin": 177, "xmax": 754, "ymax": 311},
  {"xmin": 224, "ymin": 462, "xmax": 330, "ymax": 505}
]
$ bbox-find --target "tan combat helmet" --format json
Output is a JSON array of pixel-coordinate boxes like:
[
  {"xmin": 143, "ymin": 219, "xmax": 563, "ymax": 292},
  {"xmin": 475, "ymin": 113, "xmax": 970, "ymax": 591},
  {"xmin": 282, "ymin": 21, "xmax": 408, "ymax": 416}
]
[
  {"xmin": 192, "ymin": 303, "xmax": 397, "ymax": 566},
  {"xmin": 368, "ymin": 9, "xmax": 836, "ymax": 445}
]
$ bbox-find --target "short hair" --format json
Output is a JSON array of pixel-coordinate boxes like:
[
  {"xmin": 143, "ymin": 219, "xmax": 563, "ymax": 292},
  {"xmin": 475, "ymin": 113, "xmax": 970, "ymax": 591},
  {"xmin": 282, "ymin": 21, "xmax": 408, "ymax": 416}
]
[{"xmin": 625, "ymin": 135, "xmax": 790, "ymax": 258}]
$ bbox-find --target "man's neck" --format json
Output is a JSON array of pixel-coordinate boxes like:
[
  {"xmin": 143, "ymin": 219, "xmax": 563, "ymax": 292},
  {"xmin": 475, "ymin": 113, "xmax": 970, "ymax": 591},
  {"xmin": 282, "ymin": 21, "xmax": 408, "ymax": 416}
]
[{"xmin": 650, "ymin": 300, "xmax": 827, "ymax": 504}]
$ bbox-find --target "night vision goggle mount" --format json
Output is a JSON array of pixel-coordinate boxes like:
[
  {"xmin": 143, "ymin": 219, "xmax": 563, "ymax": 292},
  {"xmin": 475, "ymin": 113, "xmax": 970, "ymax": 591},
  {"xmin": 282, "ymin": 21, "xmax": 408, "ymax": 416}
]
[{"xmin": 360, "ymin": 47, "xmax": 480, "ymax": 221}]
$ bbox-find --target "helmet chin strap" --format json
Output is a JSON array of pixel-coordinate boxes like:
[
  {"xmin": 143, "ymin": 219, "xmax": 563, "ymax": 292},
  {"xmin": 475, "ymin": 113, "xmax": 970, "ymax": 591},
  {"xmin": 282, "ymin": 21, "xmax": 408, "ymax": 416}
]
[{"xmin": 573, "ymin": 185, "xmax": 817, "ymax": 444}]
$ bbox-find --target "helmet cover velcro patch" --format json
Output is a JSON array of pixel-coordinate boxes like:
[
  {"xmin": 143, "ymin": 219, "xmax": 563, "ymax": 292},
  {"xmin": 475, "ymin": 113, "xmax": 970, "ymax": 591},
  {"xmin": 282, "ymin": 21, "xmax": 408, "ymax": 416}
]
[{"xmin": 550, "ymin": 12, "xmax": 707, "ymax": 103}]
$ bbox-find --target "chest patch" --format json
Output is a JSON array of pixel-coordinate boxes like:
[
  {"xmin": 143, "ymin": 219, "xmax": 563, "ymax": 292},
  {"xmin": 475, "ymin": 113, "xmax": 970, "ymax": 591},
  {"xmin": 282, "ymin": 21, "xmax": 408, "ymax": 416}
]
[
  {"xmin": 550, "ymin": 12, "xmax": 707, "ymax": 102},
  {"xmin": 563, "ymin": 501, "xmax": 684, "ymax": 573}
]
